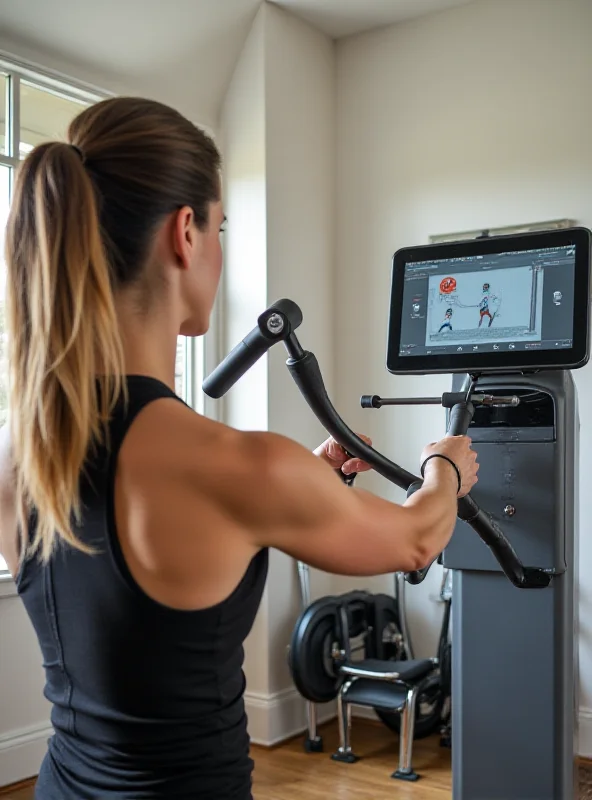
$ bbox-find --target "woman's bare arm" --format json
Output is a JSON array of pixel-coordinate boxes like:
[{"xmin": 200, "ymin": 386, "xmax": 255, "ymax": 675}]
[{"xmin": 223, "ymin": 430, "xmax": 465, "ymax": 576}]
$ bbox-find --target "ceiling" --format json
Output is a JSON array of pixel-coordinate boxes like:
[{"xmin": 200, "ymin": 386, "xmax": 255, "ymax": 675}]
[
  {"xmin": 270, "ymin": 0, "xmax": 474, "ymax": 38},
  {"xmin": 0, "ymin": 0, "xmax": 474, "ymax": 126},
  {"xmin": 0, "ymin": 0, "xmax": 261, "ymax": 128}
]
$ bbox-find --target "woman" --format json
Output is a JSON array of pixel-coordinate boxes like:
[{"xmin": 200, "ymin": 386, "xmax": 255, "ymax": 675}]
[{"xmin": 0, "ymin": 97, "xmax": 478, "ymax": 799}]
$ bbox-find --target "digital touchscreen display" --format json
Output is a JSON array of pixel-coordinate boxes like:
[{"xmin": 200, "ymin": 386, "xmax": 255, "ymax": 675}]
[{"xmin": 386, "ymin": 229, "xmax": 590, "ymax": 374}]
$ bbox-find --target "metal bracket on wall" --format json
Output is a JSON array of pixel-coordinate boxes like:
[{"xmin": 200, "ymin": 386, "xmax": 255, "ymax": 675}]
[{"xmin": 429, "ymin": 219, "xmax": 577, "ymax": 244}]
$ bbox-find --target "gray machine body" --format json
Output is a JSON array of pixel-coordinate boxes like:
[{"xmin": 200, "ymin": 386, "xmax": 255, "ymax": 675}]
[{"xmin": 442, "ymin": 370, "xmax": 579, "ymax": 800}]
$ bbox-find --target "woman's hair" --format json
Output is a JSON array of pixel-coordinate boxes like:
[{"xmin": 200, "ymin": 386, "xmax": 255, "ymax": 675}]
[{"xmin": 4, "ymin": 96, "xmax": 221, "ymax": 562}]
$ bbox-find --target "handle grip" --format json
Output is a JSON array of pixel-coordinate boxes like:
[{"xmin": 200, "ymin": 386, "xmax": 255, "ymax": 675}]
[
  {"xmin": 202, "ymin": 327, "xmax": 271, "ymax": 399},
  {"xmin": 202, "ymin": 299, "xmax": 303, "ymax": 399},
  {"xmin": 447, "ymin": 401, "xmax": 475, "ymax": 437}
]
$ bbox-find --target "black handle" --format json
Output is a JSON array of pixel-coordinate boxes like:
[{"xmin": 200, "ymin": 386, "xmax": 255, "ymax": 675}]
[
  {"xmin": 202, "ymin": 327, "xmax": 271, "ymax": 399},
  {"xmin": 202, "ymin": 299, "xmax": 303, "ymax": 399},
  {"xmin": 455, "ymin": 496, "xmax": 550, "ymax": 587},
  {"xmin": 286, "ymin": 352, "xmax": 417, "ymax": 490},
  {"xmin": 447, "ymin": 401, "xmax": 475, "ymax": 437}
]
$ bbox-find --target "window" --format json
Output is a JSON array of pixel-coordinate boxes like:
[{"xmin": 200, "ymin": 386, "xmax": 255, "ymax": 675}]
[{"xmin": 0, "ymin": 59, "xmax": 208, "ymax": 577}]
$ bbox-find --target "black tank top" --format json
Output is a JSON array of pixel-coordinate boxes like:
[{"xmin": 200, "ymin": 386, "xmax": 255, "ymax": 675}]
[{"xmin": 16, "ymin": 376, "xmax": 269, "ymax": 799}]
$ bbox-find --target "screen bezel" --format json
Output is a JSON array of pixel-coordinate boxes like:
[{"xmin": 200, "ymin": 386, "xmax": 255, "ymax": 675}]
[{"xmin": 386, "ymin": 227, "xmax": 591, "ymax": 375}]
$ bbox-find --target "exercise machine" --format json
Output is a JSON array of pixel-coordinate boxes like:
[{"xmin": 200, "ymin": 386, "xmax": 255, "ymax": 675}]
[{"xmin": 203, "ymin": 226, "xmax": 590, "ymax": 798}]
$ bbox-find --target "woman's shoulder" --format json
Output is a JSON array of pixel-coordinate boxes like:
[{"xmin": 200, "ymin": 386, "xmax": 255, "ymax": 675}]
[
  {"xmin": 118, "ymin": 398, "xmax": 258, "ymax": 487},
  {"xmin": 118, "ymin": 397, "xmax": 309, "ymax": 512}
]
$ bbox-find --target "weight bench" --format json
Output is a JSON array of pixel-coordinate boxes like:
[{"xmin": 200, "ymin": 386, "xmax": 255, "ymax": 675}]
[{"xmin": 331, "ymin": 657, "xmax": 436, "ymax": 781}]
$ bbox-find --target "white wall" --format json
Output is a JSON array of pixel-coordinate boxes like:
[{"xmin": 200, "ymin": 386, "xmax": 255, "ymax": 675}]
[
  {"xmin": 264, "ymin": 1, "xmax": 335, "ymax": 698},
  {"xmin": 0, "ymin": 592, "xmax": 52, "ymax": 786},
  {"xmin": 221, "ymin": 6, "xmax": 270, "ymax": 701},
  {"xmin": 334, "ymin": 0, "xmax": 592, "ymax": 753},
  {"xmin": 221, "ymin": 1, "xmax": 336, "ymax": 743}
]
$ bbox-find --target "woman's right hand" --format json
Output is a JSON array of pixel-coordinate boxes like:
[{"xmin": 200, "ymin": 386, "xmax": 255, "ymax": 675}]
[{"xmin": 420, "ymin": 436, "xmax": 479, "ymax": 498}]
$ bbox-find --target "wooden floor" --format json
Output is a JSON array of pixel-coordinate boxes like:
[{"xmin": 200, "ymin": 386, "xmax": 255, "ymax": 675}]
[
  {"xmin": 0, "ymin": 720, "xmax": 450, "ymax": 800},
  {"xmin": 3, "ymin": 719, "xmax": 592, "ymax": 799},
  {"xmin": 254, "ymin": 719, "xmax": 451, "ymax": 800}
]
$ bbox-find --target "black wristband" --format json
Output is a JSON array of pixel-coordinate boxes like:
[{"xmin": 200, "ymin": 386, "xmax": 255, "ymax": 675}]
[{"xmin": 420, "ymin": 454, "xmax": 462, "ymax": 495}]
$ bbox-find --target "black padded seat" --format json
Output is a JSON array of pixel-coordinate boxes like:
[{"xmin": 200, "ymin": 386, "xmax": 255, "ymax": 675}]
[
  {"xmin": 342, "ymin": 678, "xmax": 408, "ymax": 711},
  {"xmin": 343, "ymin": 658, "xmax": 434, "ymax": 683}
]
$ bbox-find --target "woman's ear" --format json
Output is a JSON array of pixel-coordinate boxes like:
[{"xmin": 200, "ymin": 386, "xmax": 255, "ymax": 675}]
[{"xmin": 172, "ymin": 206, "xmax": 200, "ymax": 271}]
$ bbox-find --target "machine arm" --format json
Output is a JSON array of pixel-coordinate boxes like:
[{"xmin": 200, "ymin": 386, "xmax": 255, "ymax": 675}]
[{"xmin": 202, "ymin": 300, "xmax": 551, "ymax": 590}]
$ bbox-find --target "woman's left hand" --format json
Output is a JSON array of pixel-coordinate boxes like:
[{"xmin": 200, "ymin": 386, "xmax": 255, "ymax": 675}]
[{"xmin": 313, "ymin": 435, "xmax": 373, "ymax": 476}]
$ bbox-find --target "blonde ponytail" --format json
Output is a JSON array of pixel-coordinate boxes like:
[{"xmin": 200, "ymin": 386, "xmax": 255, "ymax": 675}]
[
  {"xmin": 5, "ymin": 142, "xmax": 125, "ymax": 561},
  {"xmin": 4, "ymin": 96, "xmax": 221, "ymax": 562}
]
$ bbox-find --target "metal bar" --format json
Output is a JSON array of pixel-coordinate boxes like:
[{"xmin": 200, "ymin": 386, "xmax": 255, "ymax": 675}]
[
  {"xmin": 337, "ymin": 686, "xmax": 350, "ymax": 753},
  {"xmin": 296, "ymin": 560, "xmax": 320, "ymax": 747},
  {"xmin": 297, "ymin": 561, "xmax": 310, "ymax": 607},
  {"xmin": 306, "ymin": 702, "xmax": 319, "ymax": 743},
  {"xmin": 364, "ymin": 393, "xmax": 520, "ymax": 410},
  {"xmin": 395, "ymin": 572, "xmax": 415, "ymax": 660},
  {"xmin": 363, "ymin": 396, "xmax": 442, "ymax": 407},
  {"xmin": 339, "ymin": 664, "xmax": 401, "ymax": 682},
  {"xmin": 477, "ymin": 394, "xmax": 520, "ymax": 407},
  {"xmin": 397, "ymin": 687, "xmax": 419, "ymax": 773},
  {"xmin": 376, "ymin": 397, "xmax": 441, "ymax": 405}
]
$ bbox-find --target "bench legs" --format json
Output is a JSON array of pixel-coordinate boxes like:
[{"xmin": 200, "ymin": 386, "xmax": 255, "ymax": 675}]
[
  {"xmin": 331, "ymin": 682, "xmax": 421, "ymax": 780},
  {"xmin": 392, "ymin": 685, "xmax": 420, "ymax": 781},
  {"xmin": 304, "ymin": 701, "xmax": 324, "ymax": 752},
  {"xmin": 331, "ymin": 681, "xmax": 360, "ymax": 763}
]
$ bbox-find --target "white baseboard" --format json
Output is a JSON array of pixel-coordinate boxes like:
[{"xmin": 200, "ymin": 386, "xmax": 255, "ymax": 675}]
[
  {"xmin": 245, "ymin": 688, "xmax": 336, "ymax": 746},
  {"xmin": 0, "ymin": 722, "xmax": 52, "ymax": 788},
  {"xmin": 579, "ymin": 707, "xmax": 592, "ymax": 758}
]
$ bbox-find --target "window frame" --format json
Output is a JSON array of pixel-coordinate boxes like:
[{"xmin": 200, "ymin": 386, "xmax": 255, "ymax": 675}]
[{"xmin": 0, "ymin": 53, "xmax": 219, "ymax": 585}]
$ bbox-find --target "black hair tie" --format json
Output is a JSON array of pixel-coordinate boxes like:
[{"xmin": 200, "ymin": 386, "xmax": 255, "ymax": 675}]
[
  {"xmin": 420, "ymin": 453, "xmax": 462, "ymax": 495},
  {"xmin": 70, "ymin": 144, "xmax": 85, "ymax": 163}
]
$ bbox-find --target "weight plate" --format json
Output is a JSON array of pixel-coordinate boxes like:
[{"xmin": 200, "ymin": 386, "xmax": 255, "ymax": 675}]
[
  {"xmin": 288, "ymin": 596, "xmax": 341, "ymax": 703},
  {"xmin": 288, "ymin": 592, "xmax": 374, "ymax": 704}
]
